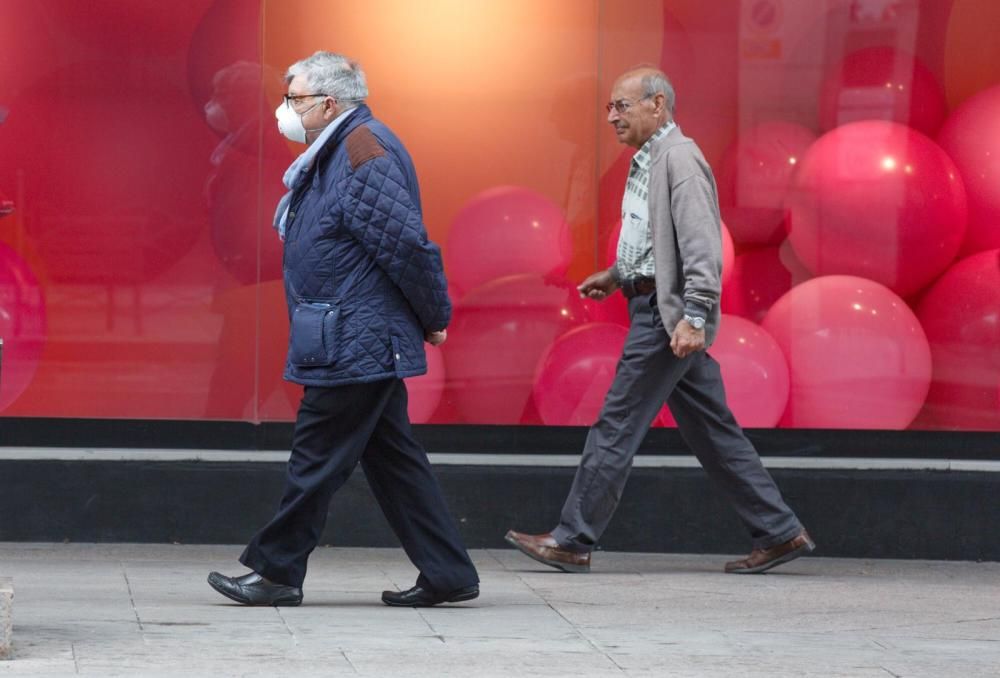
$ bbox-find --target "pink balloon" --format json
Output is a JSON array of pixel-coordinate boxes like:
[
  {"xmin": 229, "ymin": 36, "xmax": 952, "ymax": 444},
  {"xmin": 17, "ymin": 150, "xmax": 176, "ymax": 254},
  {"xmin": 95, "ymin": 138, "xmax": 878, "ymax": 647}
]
[
  {"xmin": 405, "ymin": 343, "xmax": 445, "ymax": 424},
  {"xmin": 445, "ymin": 186, "xmax": 572, "ymax": 297},
  {"xmin": 762, "ymin": 275, "xmax": 932, "ymax": 429},
  {"xmin": 582, "ymin": 294, "xmax": 629, "ymax": 328},
  {"xmin": 915, "ymin": 249, "xmax": 1000, "ymax": 430},
  {"xmin": 0, "ymin": 243, "xmax": 46, "ymax": 412},
  {"xmin": 606, "ymin": 217, "xmax": 734, "ymax": 287},
  {"xmin": 786, "ymin": 121, "xmax": 967, "ymax": 297},
  {"xmin": 722, "ymin": 245, "xmax": 811, "ymax": 323},
  {"xmin": 655, "ymin": 315, "xmax": 790, "ymax": 429},
  {"xmin": 718, "ymin": 121, "xmax": 817, "ymax": 246},
  {"xmin": 533, "ymin": 323, "xmax": 628, "ymax": 426},
  {"xmin": 819, "ymin": 47, "xmax": 947, "ymax": 137},
  {"xmin": 936, "ymin": 85, "xmax": 1000, "ymax": 255},
  {"xmin": 720, "ymin": 221, "xmax": 735, "ymax": 287},
  {"xmin": 443, "ymin": 274, "xmax": 586, "ymax": 424}
]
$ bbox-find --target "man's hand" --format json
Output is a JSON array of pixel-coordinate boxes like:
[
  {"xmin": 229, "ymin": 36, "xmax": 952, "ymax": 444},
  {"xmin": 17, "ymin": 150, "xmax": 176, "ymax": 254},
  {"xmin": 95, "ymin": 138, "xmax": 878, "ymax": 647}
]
[
  {"xmin": 425, "ymin": 329, "xmax": 447, "ymax": 346},
  {"xmin": 670, "ymin": 319, "xmax": 705, "ymax": 358},
  {"xmin": 577, "ymin": 269, "xmax": 620, "ymax": 301}
]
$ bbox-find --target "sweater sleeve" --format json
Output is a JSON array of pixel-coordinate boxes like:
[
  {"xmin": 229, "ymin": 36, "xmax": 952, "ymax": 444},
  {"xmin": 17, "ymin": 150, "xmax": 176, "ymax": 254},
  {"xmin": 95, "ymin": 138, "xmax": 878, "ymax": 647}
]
[{"xmin": 668, "ymin": 164, "xmax": 723, "ymax": 315}]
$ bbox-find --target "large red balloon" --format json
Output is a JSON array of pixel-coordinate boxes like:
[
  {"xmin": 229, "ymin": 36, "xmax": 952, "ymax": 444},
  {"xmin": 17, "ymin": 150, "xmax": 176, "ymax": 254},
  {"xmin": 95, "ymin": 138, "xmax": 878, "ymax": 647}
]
[
  {"xmin": 718, "ymin": 122, "xmax": 817, "ymax": 247},
  {"xmin": 656, "ymin": 315, "xmax": 790, "ymax": 429},
  {"xmin": 819, "ymin": 47, "xmax": 947, "ymax": 137},
  {"xmin": 445, "ymin": 186, "xmax": 572, "ymax": 297},
  {"xmin": 915, "ymin": 249, "xmax": 1000, "ymax": 430},
  {"xmin": 406, "ymin": 343, "xmax": 445, "ymax": 425},
  {"xmin": 0, "ymin": 244, "xmax": 46, "ymax": 412},
  {"xmin": 786, "ymin": 121, "xmax": 967, "ymax": 297},
  {"xmin": 442, "ymin": 274, "xmax": 586, "ymax": 424},
  {"xmin": 533, "ymin": 323, "xmax": 628, "ymax": 426},
  {"xmin": 936, "ymin": 85, "xmax": 1000, "ymax": 256},
  {"xmin": 762, "ymin": 275, "xmax": 932, "ymax": 429}
]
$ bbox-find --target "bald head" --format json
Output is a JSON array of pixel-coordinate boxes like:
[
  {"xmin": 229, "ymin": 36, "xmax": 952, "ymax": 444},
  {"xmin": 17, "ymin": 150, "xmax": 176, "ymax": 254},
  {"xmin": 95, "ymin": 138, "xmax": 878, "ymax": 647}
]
[{"xmin": 607, "ymin": 67, "xmax": 676, "ymax": 148}]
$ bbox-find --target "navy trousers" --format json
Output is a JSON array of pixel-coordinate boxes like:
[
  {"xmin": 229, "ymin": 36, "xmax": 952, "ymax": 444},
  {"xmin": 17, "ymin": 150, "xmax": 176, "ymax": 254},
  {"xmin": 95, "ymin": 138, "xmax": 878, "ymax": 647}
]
[{"xmin": 240, "ymin": 378, "xmax": 479, "ymax": 592}]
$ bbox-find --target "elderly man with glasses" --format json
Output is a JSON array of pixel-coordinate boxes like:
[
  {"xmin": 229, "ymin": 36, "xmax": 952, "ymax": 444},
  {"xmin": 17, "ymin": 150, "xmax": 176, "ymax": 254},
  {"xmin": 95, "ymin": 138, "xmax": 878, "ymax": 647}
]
[
  {"xmin": 208, "ymin": 51, "xmax": 478, "ymax": 608},
  {"xmin": 506, "ymin": 67, "xmax": 814, "ymax": 575}
]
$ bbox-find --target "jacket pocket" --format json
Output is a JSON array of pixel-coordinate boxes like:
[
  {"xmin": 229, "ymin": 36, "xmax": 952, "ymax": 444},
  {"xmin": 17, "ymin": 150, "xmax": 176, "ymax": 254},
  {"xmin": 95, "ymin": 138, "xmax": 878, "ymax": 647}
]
[{"xmin": 289, "ymin": 301, "xmax": 340, "ymax": 367}]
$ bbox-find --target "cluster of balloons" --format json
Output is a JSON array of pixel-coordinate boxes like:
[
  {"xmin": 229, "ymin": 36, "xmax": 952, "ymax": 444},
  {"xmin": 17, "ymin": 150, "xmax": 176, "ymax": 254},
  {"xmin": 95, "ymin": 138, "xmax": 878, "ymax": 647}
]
[{"xmin": 716, "ymin": 45, "xmax": 1000, "ymax": 431}]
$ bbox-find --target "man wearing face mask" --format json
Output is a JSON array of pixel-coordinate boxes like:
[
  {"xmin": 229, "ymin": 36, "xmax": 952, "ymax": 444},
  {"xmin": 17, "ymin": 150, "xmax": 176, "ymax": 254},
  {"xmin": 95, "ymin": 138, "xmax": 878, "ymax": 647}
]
[{"xmin": 208, "ymin": 51, "xmax": 479, "ymax": 608}]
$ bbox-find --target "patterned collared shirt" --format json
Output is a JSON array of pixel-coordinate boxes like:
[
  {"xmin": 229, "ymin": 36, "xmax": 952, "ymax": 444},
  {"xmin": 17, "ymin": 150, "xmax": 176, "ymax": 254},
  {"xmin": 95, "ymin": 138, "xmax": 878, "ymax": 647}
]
[{"xmin": 615, "ymin": 122, "xmax": 676, "ymax": 279}]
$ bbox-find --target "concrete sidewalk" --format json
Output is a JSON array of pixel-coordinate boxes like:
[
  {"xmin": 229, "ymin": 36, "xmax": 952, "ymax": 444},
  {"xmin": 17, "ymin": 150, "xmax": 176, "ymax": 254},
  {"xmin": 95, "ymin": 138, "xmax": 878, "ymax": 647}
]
[{"xmin": 0, "ymin": 544, "xmax": 997, "ymax": 677}]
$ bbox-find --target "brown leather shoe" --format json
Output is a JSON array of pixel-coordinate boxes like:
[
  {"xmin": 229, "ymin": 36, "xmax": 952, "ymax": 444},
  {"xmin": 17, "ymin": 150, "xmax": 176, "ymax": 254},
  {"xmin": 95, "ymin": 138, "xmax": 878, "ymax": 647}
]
[
  {"xmin": 504, "ymin": 530, "xmax": 591, "ymax": 573},
  {"xmin": 725, "ymin": 530, "xmax": 816, "ymax": 574}
]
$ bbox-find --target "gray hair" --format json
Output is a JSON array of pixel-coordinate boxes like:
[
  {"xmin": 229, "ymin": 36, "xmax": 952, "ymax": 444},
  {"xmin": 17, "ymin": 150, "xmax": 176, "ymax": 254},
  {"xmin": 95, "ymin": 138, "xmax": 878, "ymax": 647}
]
[
  {"xmin": 286, "ymin": 51, "xmax": 368, "ymax": 105},
  {"xmin": 640, "ymin": 70, "xmax": 676, "ymax": 116}
]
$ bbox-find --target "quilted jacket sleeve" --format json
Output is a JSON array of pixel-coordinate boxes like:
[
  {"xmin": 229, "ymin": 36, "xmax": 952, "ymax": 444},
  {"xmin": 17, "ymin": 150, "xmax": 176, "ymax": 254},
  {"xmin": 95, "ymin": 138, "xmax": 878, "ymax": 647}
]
[{"xmin": 339, "ymin": 154, "xmax": 452, "ymax": 332}]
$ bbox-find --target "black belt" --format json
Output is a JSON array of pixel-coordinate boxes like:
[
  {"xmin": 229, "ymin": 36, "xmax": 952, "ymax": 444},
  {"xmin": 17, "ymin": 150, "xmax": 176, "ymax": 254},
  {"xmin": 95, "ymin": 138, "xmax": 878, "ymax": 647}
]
[{"xmin": 622, "ymin": 276, "xmax": 656, "ymax": 299}]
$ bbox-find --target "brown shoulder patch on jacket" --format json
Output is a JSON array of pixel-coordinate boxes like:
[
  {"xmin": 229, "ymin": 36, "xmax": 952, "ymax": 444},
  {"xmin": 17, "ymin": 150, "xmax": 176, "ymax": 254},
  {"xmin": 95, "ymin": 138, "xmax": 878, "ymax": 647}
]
[{"xmin": 346, "ymin": 126, "xmax": 385, "ymax": 169}]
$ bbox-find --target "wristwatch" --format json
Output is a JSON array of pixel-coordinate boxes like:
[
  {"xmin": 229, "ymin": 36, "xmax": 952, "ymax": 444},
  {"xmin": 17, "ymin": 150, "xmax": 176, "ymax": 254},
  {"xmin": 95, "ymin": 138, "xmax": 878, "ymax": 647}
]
[{"xmin": 683, "ymin": 314, "xmax": 706, "ymax": 330}]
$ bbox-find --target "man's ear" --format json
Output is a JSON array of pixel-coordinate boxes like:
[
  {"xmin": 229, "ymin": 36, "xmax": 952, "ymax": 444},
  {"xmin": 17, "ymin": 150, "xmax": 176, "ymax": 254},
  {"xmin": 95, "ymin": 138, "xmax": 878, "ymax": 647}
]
[{"xmin": 653, "ymin": 92, "xmax": 667, "ymax": 116}]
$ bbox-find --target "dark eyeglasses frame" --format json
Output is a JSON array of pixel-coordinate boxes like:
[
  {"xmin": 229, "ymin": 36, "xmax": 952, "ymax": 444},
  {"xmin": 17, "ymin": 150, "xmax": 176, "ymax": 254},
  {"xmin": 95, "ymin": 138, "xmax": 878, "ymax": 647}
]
[
  {"xmin": 605, "ymin": 93, "xmax": 655, "ymax": 115},
  {"xmin": 283, "ymin": 93, "xmax": 331, "ymax": 108}
]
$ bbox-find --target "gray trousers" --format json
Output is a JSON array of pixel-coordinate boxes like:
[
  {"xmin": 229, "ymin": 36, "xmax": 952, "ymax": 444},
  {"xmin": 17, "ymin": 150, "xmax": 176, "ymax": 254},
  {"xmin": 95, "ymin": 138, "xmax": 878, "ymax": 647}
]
[{"xmin": 551, "ymin": 293, "xmax": 803, "ymax": 552}]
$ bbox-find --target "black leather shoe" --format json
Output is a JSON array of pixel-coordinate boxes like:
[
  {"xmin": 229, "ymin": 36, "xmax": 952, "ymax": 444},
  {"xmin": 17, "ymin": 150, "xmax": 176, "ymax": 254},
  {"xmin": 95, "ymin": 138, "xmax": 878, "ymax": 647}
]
[
  {"xmin": 381, "ymin": 584, "xmax": 479, "ymax": 607},
  {"xmin": 207, "ymin": 571, "xmax": 303, "ymax": 606}
]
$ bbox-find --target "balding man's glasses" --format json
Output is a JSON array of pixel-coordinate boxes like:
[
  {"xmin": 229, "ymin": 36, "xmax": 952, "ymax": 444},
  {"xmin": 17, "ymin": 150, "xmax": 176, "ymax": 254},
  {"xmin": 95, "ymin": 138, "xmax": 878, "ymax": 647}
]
[{"xmin": 605, "ymin": 94, "xmax": 654, "ymax": 115}]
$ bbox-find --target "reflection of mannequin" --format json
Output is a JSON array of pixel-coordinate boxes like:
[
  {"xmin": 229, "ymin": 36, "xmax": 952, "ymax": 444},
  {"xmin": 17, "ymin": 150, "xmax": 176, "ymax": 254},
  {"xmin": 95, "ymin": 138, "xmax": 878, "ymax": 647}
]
[
  {"xmin": 202, "ymin": 62, "xmax": 297, "ymax": 420},
  {"xmin": 548, "ymin": 76, "xmax": 598, "ymax": 257},
  {"xmin": 203, "ymin": 62, "xmax": 288, "ymax": 285}
]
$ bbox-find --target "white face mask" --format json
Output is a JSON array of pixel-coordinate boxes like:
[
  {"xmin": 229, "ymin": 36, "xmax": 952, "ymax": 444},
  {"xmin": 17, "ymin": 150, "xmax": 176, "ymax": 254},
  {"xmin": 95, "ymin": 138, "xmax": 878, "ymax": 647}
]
[{"xmin": 275, "ymin": 100, "xmax": 324, "ymax": 144}]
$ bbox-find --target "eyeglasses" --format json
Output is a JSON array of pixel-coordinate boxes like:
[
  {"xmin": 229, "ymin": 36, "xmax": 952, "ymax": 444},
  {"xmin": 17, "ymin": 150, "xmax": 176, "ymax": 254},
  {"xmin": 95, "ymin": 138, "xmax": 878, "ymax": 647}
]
[
  {"xmin": 605, "ymin": 94, "xmax": 653, "ymax": 115},
  {"xmin": 283, "ymin": 93, "xmax": 330, "ymax": 108}
]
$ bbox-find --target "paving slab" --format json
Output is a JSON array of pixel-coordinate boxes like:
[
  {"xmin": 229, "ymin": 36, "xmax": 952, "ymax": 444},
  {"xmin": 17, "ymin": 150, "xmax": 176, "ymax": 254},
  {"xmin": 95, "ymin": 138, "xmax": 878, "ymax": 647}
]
[
  {"xmin": 0, "ymin": 578, "xmax": 11, "ymax": 660},
  {"xmin": 0, "ymin": 544, "xmax": 997, "ymax": 676}
]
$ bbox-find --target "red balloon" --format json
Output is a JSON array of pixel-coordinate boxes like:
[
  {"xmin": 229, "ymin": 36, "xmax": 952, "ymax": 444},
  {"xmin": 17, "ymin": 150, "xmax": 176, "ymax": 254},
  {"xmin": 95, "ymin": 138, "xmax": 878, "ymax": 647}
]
[
  {"xmin": 533, "ymin": 323, "xmax": 628, "ymax": 426},
  {"xmin": 0, "ymin": 244, "xmax": 46, "ymax": 412},
  {"xmin": 656, "ymin": 315, "xmax": 789, "ymax": 429},
  {"xmin": 582, "ymin": 293, "xmax": 629, "ymax": 328},
  {"xmin": 786, "ymin": 121, "xmax": 967, "ymax": 297},
  {"xmin": 915, "ymin": 249, "xmax": 1000, "ymax": 430},
  {"xmin": 722, "ymin": 245, "xmax": 811, "ymax": 323},
  {"xmin": 718, "ymin": 121, "xmax": 817, "ymax": 246},
  {"xmin": 720, "ymin": 221, "xmax": 735, "ymax": 287},
  {"xmin": 819, "ymin": 47, "xmax": 947, "ymax": 137},
  {"xmin": 445, "ymin": 186, "xmax": 572, "ymax": 297},
  {"xmin": 762, "ymin": 275, "xmax": 932, "ymax": 429},
  {"xmin": 442, "ymin": 274, "xmax": 586, "ymax": 424},
  {"xmin": 936, "ymin": 85, "xmax": 1000, "ymax": 255},
  {"xmin": 406, "ymin": 343, "xmax": 445, "ymax": 424}
]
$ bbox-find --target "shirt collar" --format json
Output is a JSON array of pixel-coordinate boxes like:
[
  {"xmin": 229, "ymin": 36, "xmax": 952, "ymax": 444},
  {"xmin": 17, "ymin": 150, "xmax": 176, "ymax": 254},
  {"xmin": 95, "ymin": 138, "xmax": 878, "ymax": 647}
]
[{"xmin": 632, "ymin": 121, "xmax": 676, "ymax": 172}]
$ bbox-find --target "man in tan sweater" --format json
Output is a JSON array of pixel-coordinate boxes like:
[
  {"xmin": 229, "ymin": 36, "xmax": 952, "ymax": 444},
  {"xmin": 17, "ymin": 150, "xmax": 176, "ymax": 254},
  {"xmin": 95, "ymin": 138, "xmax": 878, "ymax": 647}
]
[{"xmin": 506, "ymin": 67, "xmax": 814, "ymax": 575}]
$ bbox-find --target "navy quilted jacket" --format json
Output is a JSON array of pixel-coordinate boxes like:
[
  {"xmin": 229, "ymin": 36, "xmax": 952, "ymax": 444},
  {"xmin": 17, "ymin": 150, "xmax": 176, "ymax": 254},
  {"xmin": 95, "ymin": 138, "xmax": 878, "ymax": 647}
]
[{"xmin": 280, "ymin": 106, "xmax": 450, "ymax": 387}]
